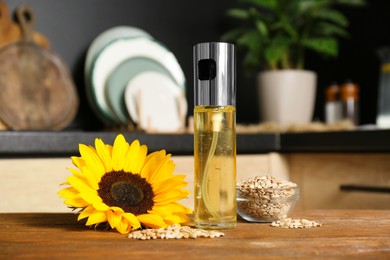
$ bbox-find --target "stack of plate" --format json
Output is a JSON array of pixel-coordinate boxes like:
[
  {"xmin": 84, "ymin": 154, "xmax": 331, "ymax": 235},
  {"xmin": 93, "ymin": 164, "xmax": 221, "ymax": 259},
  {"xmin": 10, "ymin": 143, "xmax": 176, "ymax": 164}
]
[{"xmin": 85, "ymin": 26, "xmax": 187, "ymax": 132}]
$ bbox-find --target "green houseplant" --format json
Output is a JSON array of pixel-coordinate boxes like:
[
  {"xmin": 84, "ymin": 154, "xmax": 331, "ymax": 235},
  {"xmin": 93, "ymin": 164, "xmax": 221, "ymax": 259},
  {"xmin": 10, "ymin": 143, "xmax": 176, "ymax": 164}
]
[
  {"xmin": 223, "ymin": 0, "xmax": 366, "ymax": 71},
  {"xmin": 223, "ymin": 0, "xmax": 366, "ymax": 124}
]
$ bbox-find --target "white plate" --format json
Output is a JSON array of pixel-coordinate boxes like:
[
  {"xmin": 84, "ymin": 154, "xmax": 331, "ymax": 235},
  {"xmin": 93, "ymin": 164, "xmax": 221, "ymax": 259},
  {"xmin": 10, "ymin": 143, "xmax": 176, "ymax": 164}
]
[
  {"xmin": 124, "ymin": 71, "xmax": 187, "ymax": 132},
  {"xmin": 90, "ymin": 37, "xmax": 186, "ymax": 124},
  {"xmin": 105, "ymin": 57, "xmax": 176, "ymax": 125},
  {"xmin": 84, "ymin": 26, "xmax": 152, "ymax": 124},
  {"xmin": 85, "ymin": 26, "xmax": 151, "ymax": 87}
]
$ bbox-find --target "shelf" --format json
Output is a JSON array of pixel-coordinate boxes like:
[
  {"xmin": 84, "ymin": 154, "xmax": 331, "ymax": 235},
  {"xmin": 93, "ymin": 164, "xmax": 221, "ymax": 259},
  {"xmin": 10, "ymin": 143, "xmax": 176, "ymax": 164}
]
[
  {"xmin": 0, "ymin": 131, "xmax": 278, "ymax": 157},
  {"xmin": 0, "ymin": 129, "xmax": 390, "ymax": 157},
  {"xmin": 280, "ymin": 129, "xmax": 390, "ymax": 153}
]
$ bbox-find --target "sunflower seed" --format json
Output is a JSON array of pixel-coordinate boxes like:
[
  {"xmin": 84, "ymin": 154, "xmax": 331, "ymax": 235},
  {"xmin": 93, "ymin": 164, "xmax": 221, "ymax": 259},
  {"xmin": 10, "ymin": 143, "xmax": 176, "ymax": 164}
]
[
  {"xmin": 128, "ymin": 224, "xmax": 224, "ymax": 240},
  {"xmin": 237, "ymin": 176, "xmax": 298, "ymax": 221},
  {"xmin": 271, "ymin": 218, "xmax": 322, "ymax": 229}
]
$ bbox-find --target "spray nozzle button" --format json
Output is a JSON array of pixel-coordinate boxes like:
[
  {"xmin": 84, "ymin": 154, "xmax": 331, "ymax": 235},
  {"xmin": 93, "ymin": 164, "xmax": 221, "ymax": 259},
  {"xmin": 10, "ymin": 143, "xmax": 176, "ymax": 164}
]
[{"xmin": 198, "ymin": 59, "xmax": 216, "ymax": 80}]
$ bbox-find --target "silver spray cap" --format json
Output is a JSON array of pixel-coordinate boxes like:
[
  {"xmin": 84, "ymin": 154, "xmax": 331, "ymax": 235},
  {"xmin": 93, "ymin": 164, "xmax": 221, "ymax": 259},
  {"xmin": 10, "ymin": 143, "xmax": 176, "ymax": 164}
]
[{"xmin": 193, "ymin": 42, "xmax": 236, "ymax": 107}]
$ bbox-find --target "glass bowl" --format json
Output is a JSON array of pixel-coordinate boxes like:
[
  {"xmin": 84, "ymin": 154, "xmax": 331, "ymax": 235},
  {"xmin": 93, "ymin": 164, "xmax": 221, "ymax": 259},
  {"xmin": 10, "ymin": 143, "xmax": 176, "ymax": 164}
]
[{"xmin": 236, "ymin": 186, "xmax": 300, "ymax": 222}]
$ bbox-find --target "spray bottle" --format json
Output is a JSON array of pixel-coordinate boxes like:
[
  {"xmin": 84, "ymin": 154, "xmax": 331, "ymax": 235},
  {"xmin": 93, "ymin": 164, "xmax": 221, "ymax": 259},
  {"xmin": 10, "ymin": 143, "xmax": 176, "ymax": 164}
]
[{"xmin": 193, "ymin": 42, "xmax": 237, "ymax": 229}]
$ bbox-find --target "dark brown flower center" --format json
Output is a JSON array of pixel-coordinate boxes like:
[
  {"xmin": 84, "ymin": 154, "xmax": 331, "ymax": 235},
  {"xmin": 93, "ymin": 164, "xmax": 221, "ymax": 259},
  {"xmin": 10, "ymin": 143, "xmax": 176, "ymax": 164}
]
[
  {"xmin": 97, "ymin": 171, "xmax": 154, "ymax": 215},
  {"xmin": 111, "ymin": 181, "xmax": 144, "ymax": 206}
]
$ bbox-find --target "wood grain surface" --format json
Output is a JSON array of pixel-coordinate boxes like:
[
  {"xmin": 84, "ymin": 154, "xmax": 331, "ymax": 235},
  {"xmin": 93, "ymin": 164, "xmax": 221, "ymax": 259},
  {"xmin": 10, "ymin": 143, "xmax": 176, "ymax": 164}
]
[
  {"xmin": 0, "ymin": 2, "xmax": 50, "ymax": 49},
  {"xmin": 0, "ymin": 5, "xmax": 78, "ymax": 130},
  {"xmin": 0, "ymin": 210, "xmax": 389, "ymax": 259}
]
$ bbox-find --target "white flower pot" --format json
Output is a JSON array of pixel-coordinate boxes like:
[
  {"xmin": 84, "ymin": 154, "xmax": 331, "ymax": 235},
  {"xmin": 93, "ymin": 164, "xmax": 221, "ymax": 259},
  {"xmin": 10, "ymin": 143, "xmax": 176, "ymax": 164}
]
[{"xmin": 257, "ymin": 70, "xmax": 317, "ymax": 125}]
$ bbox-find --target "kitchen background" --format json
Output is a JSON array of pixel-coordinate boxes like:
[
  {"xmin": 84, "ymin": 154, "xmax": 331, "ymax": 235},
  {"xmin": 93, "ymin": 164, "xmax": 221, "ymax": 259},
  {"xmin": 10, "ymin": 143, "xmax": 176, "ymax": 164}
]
[{"xmin": 4, "ymin": 0, "xmax": 390, "ymax": 130}]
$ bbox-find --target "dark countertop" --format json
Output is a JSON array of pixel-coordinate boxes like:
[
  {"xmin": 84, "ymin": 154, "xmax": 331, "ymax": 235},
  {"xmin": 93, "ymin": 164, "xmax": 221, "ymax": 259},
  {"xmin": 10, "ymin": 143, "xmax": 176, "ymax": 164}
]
[{"xmin": 1, "ymin": 129, "xmax": 390, "ymax": 157}]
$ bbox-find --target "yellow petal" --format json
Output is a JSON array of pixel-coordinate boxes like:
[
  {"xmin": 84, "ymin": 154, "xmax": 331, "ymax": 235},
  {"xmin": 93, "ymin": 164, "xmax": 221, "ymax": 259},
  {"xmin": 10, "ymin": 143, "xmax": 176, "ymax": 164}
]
[
  {"xmin": 93, "ymin": 202, "xmax": 110, "ymax": 211},
  {"xmin": 78, "ymin": 205, "xmax": 95, "ymax": 221},
  {"xmin": 148, "ymin": 155, "xmax": 172, "ymax": 183},
  {"xmin": 149, "ymin": 202, "xmax": 192, "ymax": 216},
  {"xmin": 154, "ymin": 190, "xmax": 190, "ymax": 204},
  {"xmin": 107, "ymin": 208, "xmax": 123, "ymax": 229},
  {"xmin": 110, "ymin": 206, "xmax": 124, "ymax": 213},
  {"xmin": 153, "ymin": 202, "xmax": 193, "ymax": 215},
  {"xmin": 122, "ymin": 140, "xmax": 140, "ymax": 173},
  {"xmin": 123, "ymin": 140, "xmax": 148, "ymax": 174},
  {"xmin": 137, "ymin": 214, "xmax": 167, "ymax": 229},
  {"xmin": 79, "ymin": 191, "xmax": 102, "ymax": 205},
  {"xmin": 67, "ymin": 167, "xmax": 83, "ymax": 178},
  {"xmin": 172, "ymin": 212, "xmax": 191, "ymax": 223},
  {"xmin": 66, "ymin": 176, "xmax": 97, "ymax": 196},
  {"xmin": 105, "ymin": 144, "xmax": 113, "ymax": 155},
  {"xmin": 58, "ymin": 187, "xmax": 78, "ymax": 198},
  {"xmin": 123, "ymin": 213, "xmax": 141, "ymax": 230},
  {"xmin": 67, "ymin": 168, "xmax": 89, "ymax": 185},
  {"xmin": 172, "ymin": 202, "xmax": 193, "ymax": 215},
  {"xmin": 135, "ymin": 145, "xmax": 148, "ymax": 173},
  {"xmin": 140, "ymin": 150, "xmax": 166, "ymax": 180},
  {"xmin": 79, "ymin": 166, "xmax": 99, "ymax": 190},
  {"xmin": 64, "ymin": 195, "xmax": 89, "ymax": 208},
  {"xmin": 149, "ymin": 157, "xmax": 176, "ymax": 184},
  {"xmin": 152, "ymin": 175, "xmax": 187, "ymax": 195},
  {"xmin": 67, "ymin": 167, "xmax": 98, "ymax": 190},
  {"xmin": 163, "ymin": 214, "xmax": 181, "ymax": 225},
  {"xmin": 79, "ymin": 144, "xmax": 106, "ymax": 179},
  {"xmin": 86, "ymin": 211, "xmax": 107, "ymax": 226},
  {"xmin": 148, "ymin": 207, "xmax": 171, "ymax": 218},
  {"xmin": 111, "ymin": 134, "xmax": 129, "ymax": 171},
  {"xmin": 71, "ymin": 156, "xmax": 86, "ymax": 169},
  {"xmin": 149, "ymin": 154, "xmax": 175, "ymax": 183},
  {"xmin": 116, "ymin": 220, "xmax": 131, "ymax": 234},
  {"xmin": 95, "ymin": 138, "xmax": 113, "ymax": 172}
]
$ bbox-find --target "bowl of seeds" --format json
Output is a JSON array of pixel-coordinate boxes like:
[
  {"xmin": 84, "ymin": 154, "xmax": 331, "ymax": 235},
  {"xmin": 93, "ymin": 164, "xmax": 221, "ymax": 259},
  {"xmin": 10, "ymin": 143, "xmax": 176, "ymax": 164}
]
[{"xmin": 236, "ymin": 175, "xmax": 299, "ymax": 222}]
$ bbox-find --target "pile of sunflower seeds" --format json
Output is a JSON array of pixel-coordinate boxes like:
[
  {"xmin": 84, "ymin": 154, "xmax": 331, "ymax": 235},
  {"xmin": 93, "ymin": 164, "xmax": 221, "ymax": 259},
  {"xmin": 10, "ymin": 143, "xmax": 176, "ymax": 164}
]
[
  {"xmin": 236, "ymin": 175, "xmax": 298, "ymax": 221},
  {"xmin": 271, "ymin": 218, "xmax": 322, "ymax": 229},
  {"xmin": 128, "ymin": 224, "xmax": 224, "ymax": 240}
]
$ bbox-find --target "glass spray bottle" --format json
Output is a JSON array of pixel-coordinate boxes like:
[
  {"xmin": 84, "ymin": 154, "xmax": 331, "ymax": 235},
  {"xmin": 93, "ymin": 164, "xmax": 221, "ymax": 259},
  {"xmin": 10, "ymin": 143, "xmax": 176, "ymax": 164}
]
[{"xmin": 193, "ymin": 42, "xmax": 237, "ymax": 229}]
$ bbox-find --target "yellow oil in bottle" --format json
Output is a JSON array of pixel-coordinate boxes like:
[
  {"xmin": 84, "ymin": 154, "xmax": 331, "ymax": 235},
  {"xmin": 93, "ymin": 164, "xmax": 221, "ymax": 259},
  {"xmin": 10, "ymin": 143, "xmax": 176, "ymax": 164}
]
[{"xmin": 194, "ymin": 105, "xmax": 237, "ymax": 229}]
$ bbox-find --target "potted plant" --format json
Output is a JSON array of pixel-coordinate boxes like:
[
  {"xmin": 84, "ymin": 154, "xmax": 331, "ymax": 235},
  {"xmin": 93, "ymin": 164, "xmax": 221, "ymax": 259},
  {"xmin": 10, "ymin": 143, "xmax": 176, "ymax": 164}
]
[{"xmin": 223, "ymin": 0, "xmax": 365, "ymax": 125}]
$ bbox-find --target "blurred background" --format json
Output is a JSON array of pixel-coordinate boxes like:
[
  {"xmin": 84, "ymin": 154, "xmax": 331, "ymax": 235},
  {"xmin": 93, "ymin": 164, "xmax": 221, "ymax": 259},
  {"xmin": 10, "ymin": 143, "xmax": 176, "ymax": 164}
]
[{"xmin": 4, "ymin": 0, "xmax": 390, "ymax": 130}]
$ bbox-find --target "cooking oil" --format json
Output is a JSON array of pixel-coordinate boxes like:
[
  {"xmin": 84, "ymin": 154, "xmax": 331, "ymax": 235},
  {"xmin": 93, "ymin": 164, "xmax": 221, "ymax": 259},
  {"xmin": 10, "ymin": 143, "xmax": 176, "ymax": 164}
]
[
  {"xmin": 194, "ymin": 105, "xmax": 236, "ymax": 228},
  {"xmin": 193, "ymin": 42, "xmax": 236, "ymax": 229}
]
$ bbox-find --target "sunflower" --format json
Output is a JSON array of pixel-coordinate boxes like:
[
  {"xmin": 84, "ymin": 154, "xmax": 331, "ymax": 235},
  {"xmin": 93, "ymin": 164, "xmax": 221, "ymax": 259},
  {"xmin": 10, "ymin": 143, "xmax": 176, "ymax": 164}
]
[{"xmin": 58, "ymin": 134, "xmax": 192, "ymax": 234}]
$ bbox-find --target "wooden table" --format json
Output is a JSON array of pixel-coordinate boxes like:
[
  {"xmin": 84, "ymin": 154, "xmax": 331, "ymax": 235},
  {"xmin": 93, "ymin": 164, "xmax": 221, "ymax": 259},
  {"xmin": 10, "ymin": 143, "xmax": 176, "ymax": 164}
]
[{"xmin": 1, "ymin": 210, "xmax": 389, "ymax": 259}]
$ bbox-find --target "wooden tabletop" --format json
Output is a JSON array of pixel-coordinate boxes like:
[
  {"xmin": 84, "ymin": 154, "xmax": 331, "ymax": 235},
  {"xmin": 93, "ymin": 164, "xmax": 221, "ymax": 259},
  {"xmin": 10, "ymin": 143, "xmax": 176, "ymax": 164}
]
[{"xmin": 1, "ymin": 210, "xmax": 389, "ymax": 259}]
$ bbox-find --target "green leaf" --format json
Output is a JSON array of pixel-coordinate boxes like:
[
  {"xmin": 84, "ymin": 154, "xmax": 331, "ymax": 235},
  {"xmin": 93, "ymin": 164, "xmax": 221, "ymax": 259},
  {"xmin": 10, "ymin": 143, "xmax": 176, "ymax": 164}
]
[
  {"xmin": 280, "ymin": 16, "xmax": 298, "ymax": 40},
  {"xmin": 314, "ymin": 22, "xmax": 349, "ymax": 38},
  {"xmin": 302, "ymin": 37, "xmax": 338, "ymax": 56},
  {"xmin": 255, "ymin": 20, "xmax": 268, "ymax": 37},
  {"xmin": 221, "ymin": 28, "xmax": 247, "ymax": 42},
  {"xmin": 223, "ymin": 0, "xmax": 365, "ymax": 71},
  {"xmin": 226, "ymin": 8, "xmax": 250, "ymax": 20},
  {"xmin": 296, "ymin": 0, "xmax": 318, "ymax": 14},
  {"xmin": 334, "ymin": 0, "xmax": 366, "ymax": 7},
  {"xmin": 264, "ymin": 36, "xmax": 292, "ymax": 65},
  {"xmin": 239, "ymin": 0, "xmax": 278, "ymax": 10},
  {"xmin": 289, "ymin": 0, "xmax": 332, "ymax": 17},
  {"xmin": 236, "ymin": 30, "xmax": 262, "ymax": 57},
  {"xmin": 237, "ymin": 30, "xmax": 264, "ymax": 69},
  {"xmin": 312, "ymin": 9, "xmax": 349, "ymax": 27}
]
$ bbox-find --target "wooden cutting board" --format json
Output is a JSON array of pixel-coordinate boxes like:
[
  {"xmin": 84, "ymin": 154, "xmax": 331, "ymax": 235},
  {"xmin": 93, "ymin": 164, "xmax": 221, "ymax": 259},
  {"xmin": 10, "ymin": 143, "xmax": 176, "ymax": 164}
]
[
  {"xmin": 0, "ymin": 1, "xmax": 49, "ymax": 49},
  {"xmin": 0, "ymin": 5, "xmax": 78, "ymax": 130}
]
